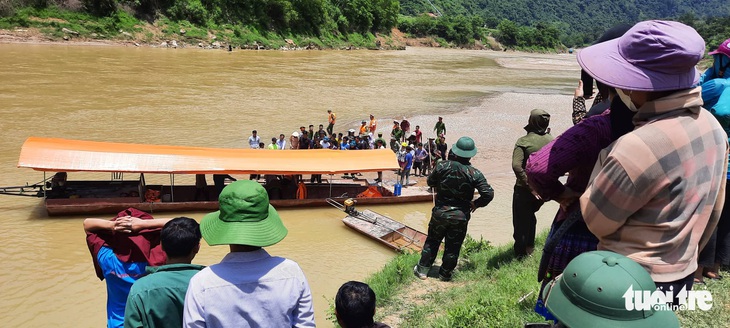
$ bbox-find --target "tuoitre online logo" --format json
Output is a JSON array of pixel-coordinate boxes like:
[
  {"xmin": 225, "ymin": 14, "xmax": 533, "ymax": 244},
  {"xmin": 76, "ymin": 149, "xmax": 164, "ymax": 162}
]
[{"xmin": 622, "ymin": 285, "xmax": 713, "ymax": 311}]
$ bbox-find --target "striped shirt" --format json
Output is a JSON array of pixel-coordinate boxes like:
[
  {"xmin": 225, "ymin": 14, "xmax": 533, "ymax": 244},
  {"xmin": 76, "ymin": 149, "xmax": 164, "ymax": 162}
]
[{"xmin": 580, "ymin": 87, "xmax": 728, "ymax": 282}]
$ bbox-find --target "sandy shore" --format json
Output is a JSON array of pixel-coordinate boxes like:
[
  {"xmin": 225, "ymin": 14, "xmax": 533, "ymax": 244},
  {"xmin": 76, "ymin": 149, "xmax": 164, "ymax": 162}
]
[{"xmin": 363, "ymin": 90, "xmax": 576, "ymax": 245}]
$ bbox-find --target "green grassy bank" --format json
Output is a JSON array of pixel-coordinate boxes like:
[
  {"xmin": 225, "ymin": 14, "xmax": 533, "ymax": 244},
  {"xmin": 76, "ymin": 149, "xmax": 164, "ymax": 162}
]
[{"xmin": 353, "ymin": 232, "xmax": 730, "ymax": 327}]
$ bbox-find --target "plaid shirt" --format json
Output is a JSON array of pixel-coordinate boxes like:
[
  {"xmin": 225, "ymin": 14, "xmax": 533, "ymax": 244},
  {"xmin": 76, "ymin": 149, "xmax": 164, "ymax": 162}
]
[{"xmin": 580, "ymin": 87, "xmax": 729, "ymax": 282}]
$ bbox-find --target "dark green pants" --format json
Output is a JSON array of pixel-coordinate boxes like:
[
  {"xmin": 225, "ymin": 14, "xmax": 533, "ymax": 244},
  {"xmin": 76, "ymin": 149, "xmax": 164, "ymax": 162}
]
[
  {"xmin": 418, "ymin": 214, "xmax": 468, "ymax": 278},
  {"xmin": 512, "ymin": 185, "xmax": 544, "ymax": 256}
]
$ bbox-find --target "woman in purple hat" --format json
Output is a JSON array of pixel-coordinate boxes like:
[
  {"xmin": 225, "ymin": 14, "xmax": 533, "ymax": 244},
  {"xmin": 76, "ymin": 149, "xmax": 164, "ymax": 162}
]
[{"xmin": 577, "ymin": 20, "xmax": 728, "ymax": 305}]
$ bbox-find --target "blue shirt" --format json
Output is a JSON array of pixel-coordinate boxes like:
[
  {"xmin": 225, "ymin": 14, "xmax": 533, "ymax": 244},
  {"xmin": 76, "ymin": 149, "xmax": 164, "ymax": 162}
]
[
  {"xmin": 405, "ymin": 152, "xmax": 414, "ymax": 169},
  {"xmin": 183, "ymin": 249, "xmax": 315, "ymax": 328},
  {"xmin": 98, "ymin": 246, "xmax": 148, "ymax": 328}
]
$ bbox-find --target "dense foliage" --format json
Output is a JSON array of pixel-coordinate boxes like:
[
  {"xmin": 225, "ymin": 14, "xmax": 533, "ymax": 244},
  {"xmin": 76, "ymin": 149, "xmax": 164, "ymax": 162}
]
[
  {"xmin": 1, "ymin": 0, "xmax": 729, "ymax": 50},
  {"xmin": 400, "ymin": 0, "xmax": 730, "ymax": 47},
  {"xmin": 1, "ymin": 0, "xmax": 400, "ymax": 36}
]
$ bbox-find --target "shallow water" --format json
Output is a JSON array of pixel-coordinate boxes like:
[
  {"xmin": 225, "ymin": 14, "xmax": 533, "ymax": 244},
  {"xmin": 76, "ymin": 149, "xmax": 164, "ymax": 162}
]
[{"xmin": 0, "ymin": 44, "xmax": 579, "ymax": 326}]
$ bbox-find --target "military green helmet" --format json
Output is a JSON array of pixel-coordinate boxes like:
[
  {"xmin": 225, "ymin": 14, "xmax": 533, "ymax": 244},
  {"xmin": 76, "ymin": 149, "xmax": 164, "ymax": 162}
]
[
  {"xmin": 543, "ymin": 251, "xmax": 679, "ymax": 328},
  {"xmin": 451, "ymin": 137, "xmax": 477, "ymax": 158}
]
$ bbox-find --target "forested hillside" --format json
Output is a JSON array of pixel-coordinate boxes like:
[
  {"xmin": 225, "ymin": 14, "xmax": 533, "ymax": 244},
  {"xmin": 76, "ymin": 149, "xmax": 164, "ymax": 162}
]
[
  {"xmin": 0, "ymin": 0, "xmax": 728, "ymax": 50},
  {"xmin": 400, "ymin": 0, "xmax": 730, "ymax": 45}
]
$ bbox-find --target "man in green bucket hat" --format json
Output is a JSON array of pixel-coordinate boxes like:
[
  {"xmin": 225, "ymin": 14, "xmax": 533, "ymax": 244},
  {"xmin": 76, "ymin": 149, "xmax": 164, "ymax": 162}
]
[
  {"xmin": 414, "ymin": 136, "xmax": 494, "ymax": 281},
  {"xmin": 541, "ymin": 251, "xmax": 679, "ymax": 328},
  {"xmin": 182, "ymin": 180, "xmax": 315, "ymax": 327}
]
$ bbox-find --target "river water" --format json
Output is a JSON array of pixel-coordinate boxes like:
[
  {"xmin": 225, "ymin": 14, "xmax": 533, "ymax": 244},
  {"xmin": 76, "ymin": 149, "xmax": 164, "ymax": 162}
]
[{"xmin": 0, "ymin": 44, "xmax": 580, "ymax": 327}]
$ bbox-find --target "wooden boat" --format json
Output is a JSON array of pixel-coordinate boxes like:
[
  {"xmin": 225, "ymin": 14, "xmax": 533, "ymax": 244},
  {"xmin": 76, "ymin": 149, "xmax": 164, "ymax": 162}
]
[
  {"xmin": 342, "ymin": 209, "xmax": 427, "ymax": 252},
  {"xmin": 328, "ymin": 198, "xmax": 427, "ymax": 252},
  {"xmin": 5, "ymin": 137, "xmax": 434, "ymax": 216}
]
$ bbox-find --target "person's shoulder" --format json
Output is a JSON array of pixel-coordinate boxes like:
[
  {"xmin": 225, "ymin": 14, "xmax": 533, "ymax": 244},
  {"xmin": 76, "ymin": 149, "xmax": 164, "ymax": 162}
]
[
  {"xmin": 270, "ymin": 256, "xmax": 307, "ymax": 274},
  {"xmin": 96, "ymin": 245, "xmax": 118, "ymax": 263}
]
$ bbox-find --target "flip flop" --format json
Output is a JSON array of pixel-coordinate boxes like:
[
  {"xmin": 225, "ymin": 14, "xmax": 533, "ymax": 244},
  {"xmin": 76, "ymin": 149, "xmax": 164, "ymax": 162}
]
[
  {"xmin": 703, "ymin": 272, "xmax": 723, "ymax": 280},
  {"xmin": 693, "ymin": 277, "xmax": 706, "ymax": 285}
]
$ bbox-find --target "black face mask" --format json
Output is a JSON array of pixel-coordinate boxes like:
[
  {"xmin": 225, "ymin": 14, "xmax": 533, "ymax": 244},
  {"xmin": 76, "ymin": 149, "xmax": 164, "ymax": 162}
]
[{"xmin": 610, "ymin": 95, "xmax": 636, "ymax": 141}]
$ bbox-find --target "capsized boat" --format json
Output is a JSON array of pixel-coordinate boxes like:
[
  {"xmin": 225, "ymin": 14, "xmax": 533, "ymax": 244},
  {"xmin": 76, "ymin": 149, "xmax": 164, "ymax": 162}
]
[
  {"xmin": 329, "ymin": 198, "xmax": 428, "ymax": 252},
  {"xmin": 6, "ymin": 137, "xmax": 433, "ymax": 216}
]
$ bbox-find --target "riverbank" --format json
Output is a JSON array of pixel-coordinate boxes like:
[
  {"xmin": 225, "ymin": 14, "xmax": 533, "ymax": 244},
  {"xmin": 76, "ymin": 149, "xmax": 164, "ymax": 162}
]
[
  {"xmin": 356, "ymin": 233, "xmax": 730, "ymax": 327},
  {"xmin": 0, "ymin": 7, "xmax": 499, "ymax": 51}
]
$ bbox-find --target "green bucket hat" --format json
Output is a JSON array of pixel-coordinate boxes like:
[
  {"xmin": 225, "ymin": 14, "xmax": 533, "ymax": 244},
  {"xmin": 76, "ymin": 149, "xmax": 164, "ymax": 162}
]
[
  {"xmin": 543, "ymin": 251, "xmax": 678, "ymax": 328},
  {"xmin": 201, "ymin": 180, "xmax": 288, "ymax": 247},
  {"xmin": 451, "ymin": 136, "xmax": 477, "ymax": 158}
]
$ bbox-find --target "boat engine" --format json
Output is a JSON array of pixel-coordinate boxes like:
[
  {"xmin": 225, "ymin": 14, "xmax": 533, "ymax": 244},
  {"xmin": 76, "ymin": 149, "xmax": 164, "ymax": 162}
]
[{"xmin": 344, "ymin": 198, "xmax": 359, "ymax": 216}]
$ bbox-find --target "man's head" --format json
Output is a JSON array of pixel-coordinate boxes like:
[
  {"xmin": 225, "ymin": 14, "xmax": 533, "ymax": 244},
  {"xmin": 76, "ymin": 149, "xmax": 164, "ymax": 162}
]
[
  {"xmin": 319, "ymin": 124, "xmax": 324, "ymax": 130},
  {"xmin": 542, "ymin": 251, "xmax": 678, "ymax": 328},
  {"xmin": 300, "ymin": 126, "xmax": 306, "ymax": 132},
  {"xmin": 335, "ymin": 281, "xmax": 377, "ymax": 328},
  {"xmin": 451, "ymin": 136, "xmax": 477, "ymax": 159},
  {"xmin": 438, "ymin": 116, "xmax": 443, "ymax": 122},
  {"xmin": 280, "ymin": 134, "xmax": 285, "ymax": 140},
  {"xmin": 201, "ymin": 180, "xmax": 288, "ymax": 247},
  {"xmin": 370, "ymin": 114, "xmax": 374, "ymax": 119},
  {"xmin": 271, "ymin": 137, "xmax": 277, "ymax": 143},
  {"xmin": 709, "ymin": 38, "xmax": 730, "ymax": 58},
  {"xmin": 361, "ymin": 120, "xmax": 366, "ymax": 125},
  {"xmin": 309, "ymin": 124, "xmax": 314, "ymax": 130},
  {"xmin": 415, "ymin": 125, "xmax": 420, "ymax": 131},
  {"xmin": 161, "ymin": 217, "xmax": 201, "ymax": 261},
  {"xmin": 378, "ymin": 132, "xmax": 383, "ymax": 137},
  {"xmin": 328, "ymin": 109, "xmax": 332, "ymax": 113},
  {"xmin": 252, "ymin": 130, "xmax": 257, "ymax": 136}
]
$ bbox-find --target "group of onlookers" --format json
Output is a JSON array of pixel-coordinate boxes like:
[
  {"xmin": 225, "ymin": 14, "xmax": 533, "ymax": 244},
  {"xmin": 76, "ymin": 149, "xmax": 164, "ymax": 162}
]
[
  {"xmin": 81, "ymin": 19, "xmax": 730, "ymax": 328},
  {"xmin": 85, "ymin": 181, "xmax": 390, "ymax": 328},
  {"xmin": 511, "ymin": 21, "xmax": 730, "ymax": 327}
]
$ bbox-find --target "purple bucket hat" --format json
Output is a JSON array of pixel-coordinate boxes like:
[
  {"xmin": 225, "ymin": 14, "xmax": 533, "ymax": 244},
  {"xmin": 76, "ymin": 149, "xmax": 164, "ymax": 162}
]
[
  {"xmin": 577, "ymin": 20, "xmax": 705, "ymax": 92},
  {"xmin": 709, "ymin": 38, "xmax": 730, "ymax": 57}
]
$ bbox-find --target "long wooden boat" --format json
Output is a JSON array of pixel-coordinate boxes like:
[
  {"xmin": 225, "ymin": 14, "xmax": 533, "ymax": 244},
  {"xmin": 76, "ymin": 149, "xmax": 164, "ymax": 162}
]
[
  {"xmin": 342, "ymin": 209, "xmax": 428, "ymax": 252},
  {"xmin": 7, "ymin": 137, "xmax": 433, "ymax": 216}
]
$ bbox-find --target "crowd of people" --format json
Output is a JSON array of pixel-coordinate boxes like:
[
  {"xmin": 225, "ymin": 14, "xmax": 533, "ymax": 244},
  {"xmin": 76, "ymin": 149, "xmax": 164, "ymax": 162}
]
[
  {"xmin": 513, "ymin": 21, "xmax": 730, "ymax": 327},
  {"xmin": 244, "ymin": 112, "xmax": 453, "ymax": 187},
  {"xmin": 85, "ymin": 181, "xmax": 388, "ymax": 328},
  {"xmin": 83, "ymin": 20, "xmax": 730, "ymax": 328}
]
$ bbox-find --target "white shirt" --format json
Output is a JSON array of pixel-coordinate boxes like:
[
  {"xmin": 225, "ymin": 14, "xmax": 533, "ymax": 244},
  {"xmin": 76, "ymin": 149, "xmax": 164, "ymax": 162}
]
[
  {"xmin": 248, "ymin": 135, "xmax": 261, "ymax": 149},
  {"xmin": 183, "ymin": 249, "xmax": 315, "ymax": 328},
  {"xmin": 277, "ymin": 139, "xmax": 286, "ymax": 150}
]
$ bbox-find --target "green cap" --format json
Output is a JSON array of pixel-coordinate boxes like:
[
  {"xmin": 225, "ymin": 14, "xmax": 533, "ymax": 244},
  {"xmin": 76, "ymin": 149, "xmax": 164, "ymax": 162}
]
[
  {"xmin": 543, "ymin": 251, "xmax": 678, "ymax": 328},
  {"xmin": 201, "ymin": 180, "xmax": 288, "ymax": 247},
  {"xmin": 451, "ymin": 137, "xmax": 477, "ymax": 158}
]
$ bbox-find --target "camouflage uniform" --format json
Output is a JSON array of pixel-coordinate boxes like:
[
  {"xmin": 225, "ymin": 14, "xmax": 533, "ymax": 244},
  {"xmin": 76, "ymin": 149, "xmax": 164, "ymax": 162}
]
[{"xmin": 417, "ymin": 159, "xmax": 494, "ymax": 279}]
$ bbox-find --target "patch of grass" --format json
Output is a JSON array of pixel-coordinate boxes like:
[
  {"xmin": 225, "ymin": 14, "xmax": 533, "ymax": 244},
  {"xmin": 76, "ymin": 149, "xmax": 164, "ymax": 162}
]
[
  {"xmin": 366, "ymin": 251, "xmax": 421, "ymax": 305},
  {"xmin": 368, "ymin": 230, "xmax": 730, "ymax": 327},
  {"xmin": 0, "ymin": 7, "xmax": 142, "ymax": 38},
  {"xmin": 677, "ymin": 274, "xmax": 730, "ymax": 327},
  {"xmin": 394, "ymin": 233, "xmax": 546, "ymax": 327}
]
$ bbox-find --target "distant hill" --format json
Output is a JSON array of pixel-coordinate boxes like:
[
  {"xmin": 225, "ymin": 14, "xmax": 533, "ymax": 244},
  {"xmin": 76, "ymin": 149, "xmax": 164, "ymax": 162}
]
[{"xmin": 400, "ymin": 0, "xmax": 730, "ymax": 45}]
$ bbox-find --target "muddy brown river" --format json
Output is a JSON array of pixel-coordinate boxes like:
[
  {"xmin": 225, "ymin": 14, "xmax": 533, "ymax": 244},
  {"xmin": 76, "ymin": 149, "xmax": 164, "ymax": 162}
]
[{"xmin": 0, "ymin": 44, "xmax": 581, "ymax": 327}]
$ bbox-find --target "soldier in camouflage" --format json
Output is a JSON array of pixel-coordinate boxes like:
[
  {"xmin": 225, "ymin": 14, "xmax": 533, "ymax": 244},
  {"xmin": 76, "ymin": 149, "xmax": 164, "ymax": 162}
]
[{"xmin": 414, "ymin": 136, "xmax": 494, "ymax": 281}]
